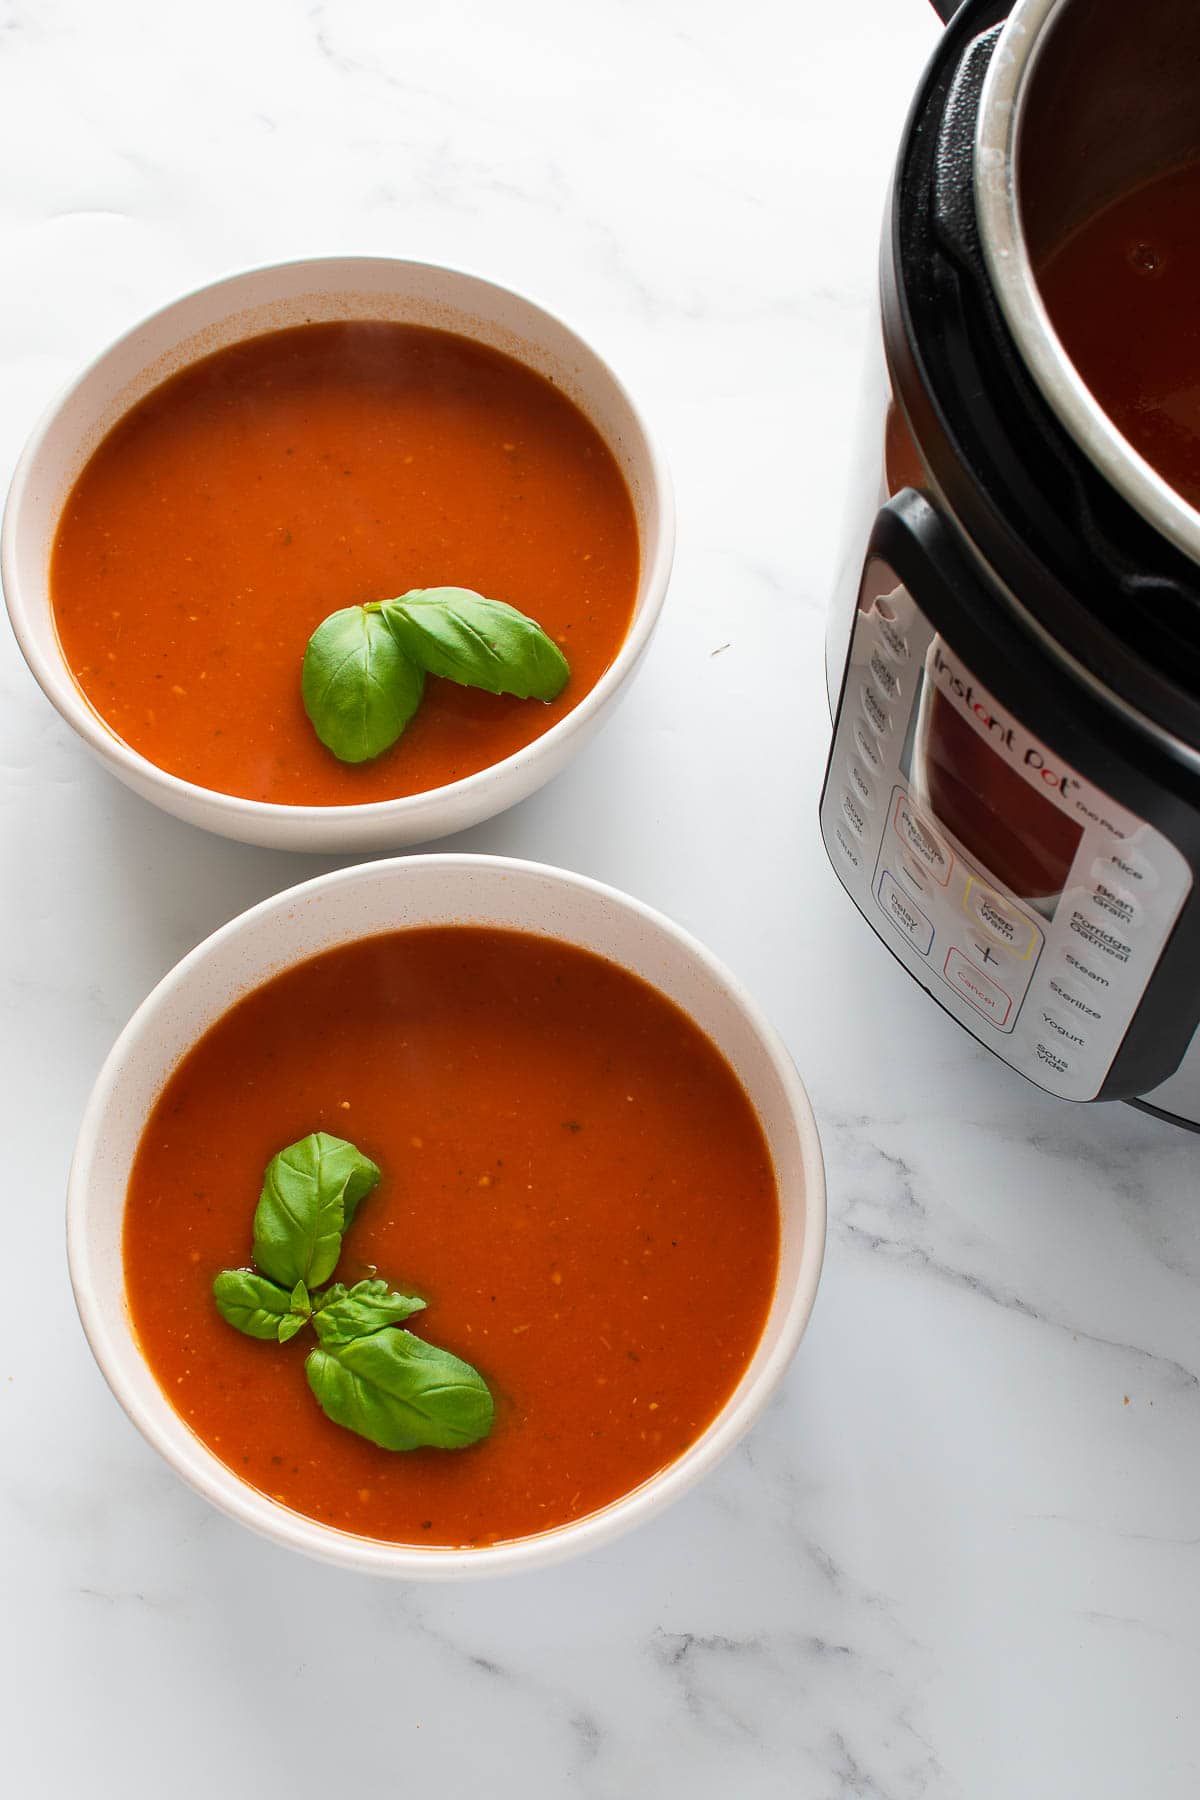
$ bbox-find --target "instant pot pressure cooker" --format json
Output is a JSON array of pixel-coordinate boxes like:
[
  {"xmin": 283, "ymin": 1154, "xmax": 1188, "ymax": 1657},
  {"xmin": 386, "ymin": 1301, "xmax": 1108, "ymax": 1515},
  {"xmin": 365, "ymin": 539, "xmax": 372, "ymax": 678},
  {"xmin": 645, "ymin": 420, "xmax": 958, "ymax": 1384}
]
[{"xmin": 822, "ymin": 0, "xmax": 1200, "ymax": 1127}]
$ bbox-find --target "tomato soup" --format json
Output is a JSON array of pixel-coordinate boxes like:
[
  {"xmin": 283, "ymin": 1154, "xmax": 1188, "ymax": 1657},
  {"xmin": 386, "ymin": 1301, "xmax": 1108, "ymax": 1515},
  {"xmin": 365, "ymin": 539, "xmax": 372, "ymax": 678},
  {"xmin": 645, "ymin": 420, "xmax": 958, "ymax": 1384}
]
[
  {"xmin": 123, "ymin": 929, "xmax": 779, "ymax": 1547},
  {"xmin": 1038, "ymin": 160, "xmax": 1200, "ymax": 509},
  {"xmin": 51, "ymin": 324, "xmax": 639, "ymax": 804}
]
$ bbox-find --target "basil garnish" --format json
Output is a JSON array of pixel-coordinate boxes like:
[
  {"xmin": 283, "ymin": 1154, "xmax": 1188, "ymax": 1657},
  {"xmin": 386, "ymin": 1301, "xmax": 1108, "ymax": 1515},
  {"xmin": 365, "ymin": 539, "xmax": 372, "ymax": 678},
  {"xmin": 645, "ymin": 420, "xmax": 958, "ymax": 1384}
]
[
  {"xmin": 312, "ymin": 1279, "xmax": 427, "ymax": 1345},
  {"xmin": 251, "ymin": 1132, "xmax": 380, "ymax": 1290},
  {"xmin": 306, "ymin": 1330, "xmax": 493, "ymax": 1451},
  {"xmin": 211, "ymin": 1134, "xmax": 493, "ymax": 1455},
  {"xmin": 301, "ymin": 606, "xmax": 425, "ymax": 764},
  {"xmin": 380, "ymin": 588, "xmax": 569, "ymax": 701},
  {"xmin": 213, "ymin": 1269, "xmax": 298, "ymax": 1342},
  {"xmin": 301, "ymin": 586, "xmax": 569, "ymax": 765}
]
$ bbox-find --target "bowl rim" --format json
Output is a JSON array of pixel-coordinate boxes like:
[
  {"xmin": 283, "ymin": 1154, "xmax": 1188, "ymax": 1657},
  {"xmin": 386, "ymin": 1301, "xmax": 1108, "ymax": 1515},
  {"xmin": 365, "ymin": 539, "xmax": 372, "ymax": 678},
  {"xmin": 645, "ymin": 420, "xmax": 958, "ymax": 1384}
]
[
  {"xmin": 2, "ymin": 254, "xmax": 675, "ymax": 829},
  {"xmin": 67, "ymin": 852, "xmax": 826, "ymax": 1579}
]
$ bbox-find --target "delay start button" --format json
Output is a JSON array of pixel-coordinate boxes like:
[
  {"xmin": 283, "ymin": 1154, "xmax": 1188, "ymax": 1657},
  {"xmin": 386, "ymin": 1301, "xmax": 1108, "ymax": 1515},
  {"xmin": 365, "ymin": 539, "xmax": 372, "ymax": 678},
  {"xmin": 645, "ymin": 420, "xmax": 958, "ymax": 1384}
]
[{"xmin": 876, "ymin": 869, "xmax": 934, "ymax": 956}]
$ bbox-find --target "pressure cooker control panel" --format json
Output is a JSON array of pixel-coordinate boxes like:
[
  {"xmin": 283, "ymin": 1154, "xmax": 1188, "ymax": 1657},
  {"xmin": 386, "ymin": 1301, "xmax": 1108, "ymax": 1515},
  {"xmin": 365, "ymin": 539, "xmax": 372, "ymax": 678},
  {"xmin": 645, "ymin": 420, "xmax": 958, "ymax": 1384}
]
[{"xmin": 821, "ymin": 574, "xmax": 1193, "ymax": 1101}]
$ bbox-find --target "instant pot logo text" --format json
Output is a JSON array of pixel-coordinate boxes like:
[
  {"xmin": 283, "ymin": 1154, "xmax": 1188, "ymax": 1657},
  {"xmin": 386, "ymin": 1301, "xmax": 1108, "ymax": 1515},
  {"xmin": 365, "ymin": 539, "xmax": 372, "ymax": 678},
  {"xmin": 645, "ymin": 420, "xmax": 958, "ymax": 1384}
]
[{"xmin": 931, "ymin": 646, "xmax": 1080, "ymax": 798}]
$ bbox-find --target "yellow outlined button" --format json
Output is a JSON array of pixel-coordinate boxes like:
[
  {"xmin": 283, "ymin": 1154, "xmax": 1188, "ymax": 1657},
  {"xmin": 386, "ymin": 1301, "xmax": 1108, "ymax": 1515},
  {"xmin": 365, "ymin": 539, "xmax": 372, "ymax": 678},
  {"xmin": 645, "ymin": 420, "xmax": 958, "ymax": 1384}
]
[{"xmin": 963, "ymin": 878, "xmax": 1038, "ymax": 960}]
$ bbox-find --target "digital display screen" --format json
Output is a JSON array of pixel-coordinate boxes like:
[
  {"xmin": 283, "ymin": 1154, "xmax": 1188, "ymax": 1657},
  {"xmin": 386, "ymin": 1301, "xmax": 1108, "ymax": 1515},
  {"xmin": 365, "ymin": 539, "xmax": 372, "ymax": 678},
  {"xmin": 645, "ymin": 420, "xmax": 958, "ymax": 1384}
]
[{"xmin": 900, "ymin": 666, "xmax": 1084, "ymax": 920}]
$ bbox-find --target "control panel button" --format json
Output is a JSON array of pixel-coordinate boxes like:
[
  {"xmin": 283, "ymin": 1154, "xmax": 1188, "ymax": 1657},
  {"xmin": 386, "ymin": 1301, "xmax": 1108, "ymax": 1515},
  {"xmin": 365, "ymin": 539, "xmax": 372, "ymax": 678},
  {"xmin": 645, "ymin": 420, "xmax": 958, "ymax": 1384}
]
[
  {"xmin": 943, "ymin": 947, "xmax": 1012, "ymax": 1026},
  {"xmin": 861, "ymin": 684, "xmax": 891, "ymax": 737},
  {"xmin": 1036, "ymin": 1006, "xmax": 1088, "ymax": 1051},
  {"xmin": 1061, "ymin": 948, "xmax": 1113, "ymax": 992},
  {"xmin": 1030, "ymin": 1036, "xmax": 1075, "ymax": 1080},
  {"xmin": 1046, "ymin": 974, "xmax": 1103, "ymax": 1022},
  {"xmin": 854, "ymin": 721, "xmax": 882, "ymax": 772},
  {"xmin": 875, "ymin": 616, "xmax": 909, "ymax": 664},
  {"xmin": 841, "ymin": 791, "xmax": 868, "ymax": 839},
  {"xmin": 899, "ymin": 855, "xmax": 932, "ymax": 895},
  {"xmin": 1096, "ymin": 846, "xmax": 1158, "ymax": 893},
  {"xmin": 1067, "ymin": 907, "xmax": 1133, "ymax": 966},
  {"xmin": 1090, "ymin": 880, "xmax": 1141, "ymax": 930},
  {"xmin": 833, "ymin": 822, "xmax": 862, "ymax": 870},
  {"xmin": 965, "ymin": 931, "xmax": 1010, "ymax": 972},
  {"xmin": 892, "ymin": 795, "xmax": 953, "ymax": 885},
  {"xmin": 963, "ymin": 879, "xmax": 1038, "ymax": 959},
  {"xmin": 877, "ymin": 870, "xmax": 934, "ymax": 956},
  {"xmin": 868, "ymin": 648, "xmax": 900, "ymax": 700},
  {"xmin": 848, "ymin": 760, "xmax": 875, "ymax": 809}
]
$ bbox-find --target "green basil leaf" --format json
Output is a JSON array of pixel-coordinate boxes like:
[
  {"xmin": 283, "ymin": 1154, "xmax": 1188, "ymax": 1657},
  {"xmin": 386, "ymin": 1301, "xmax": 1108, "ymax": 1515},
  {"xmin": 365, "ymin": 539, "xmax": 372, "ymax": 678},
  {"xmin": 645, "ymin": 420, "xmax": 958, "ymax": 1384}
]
[
  {"xmin": 380, "ymin": 588, "xmax": 569, "ymax": 701},
  {"xmin": 302, "ymin": 605, "xmax": 425, "ymax": 763},
  {"xmin": 289, "ymin": 1281, "xmax": 311, "ymax": 1318},
  {"xmin": 251, "ymin": 1133, "xmax": 381, "ymax": 1290},
  {"xmin": 312, "ymin": 1279, "xmax": 427, "ymax": 1345},
  {"xmin": 305, "ymin": 1329, "xmax": 494, "ymax": 1451},
  {"xmin": 277, "ymin": 1314, "xmax": 308, "ymax": 1344},
  {"xmin": 212, "ymin": 1269, "xmax": 295, "ymax": 1341}
]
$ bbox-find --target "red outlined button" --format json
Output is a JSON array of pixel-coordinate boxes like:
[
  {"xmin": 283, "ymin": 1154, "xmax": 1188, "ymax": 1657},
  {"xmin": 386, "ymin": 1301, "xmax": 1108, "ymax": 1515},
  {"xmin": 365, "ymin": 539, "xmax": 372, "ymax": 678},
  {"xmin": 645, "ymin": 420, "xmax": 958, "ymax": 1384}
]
[
  {"xmin": 944, "ymin": 947, "xmax": 1012, "ymax": 1026},
  {"xmin": 893, "ymin": 795, "xmax": 954, "ymax": 886}
]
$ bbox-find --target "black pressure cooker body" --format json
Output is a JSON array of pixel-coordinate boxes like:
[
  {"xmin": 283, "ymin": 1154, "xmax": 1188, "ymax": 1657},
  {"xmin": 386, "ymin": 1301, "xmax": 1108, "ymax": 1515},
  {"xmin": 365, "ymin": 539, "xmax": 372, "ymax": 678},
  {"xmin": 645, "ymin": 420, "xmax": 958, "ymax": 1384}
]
[{"xmin": 821, "ymin": 0, "xmax": 1200, "ymax": 1127}]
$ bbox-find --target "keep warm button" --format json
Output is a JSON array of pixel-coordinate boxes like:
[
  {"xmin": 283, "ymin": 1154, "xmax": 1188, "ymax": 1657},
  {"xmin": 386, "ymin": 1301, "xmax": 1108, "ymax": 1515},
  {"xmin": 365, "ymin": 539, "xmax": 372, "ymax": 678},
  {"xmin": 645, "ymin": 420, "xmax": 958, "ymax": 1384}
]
[{"xmin": 944, "ymin": 947, "xmax": 1012, "ymax": 1027}]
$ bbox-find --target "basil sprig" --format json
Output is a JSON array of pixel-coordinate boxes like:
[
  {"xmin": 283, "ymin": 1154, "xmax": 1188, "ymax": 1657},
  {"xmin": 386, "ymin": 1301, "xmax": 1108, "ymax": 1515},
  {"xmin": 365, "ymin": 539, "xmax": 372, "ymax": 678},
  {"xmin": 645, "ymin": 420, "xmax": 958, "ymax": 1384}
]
[
  {"xmin": 212, "ymin": 1133, "xmax": 493, "ymax": 1454},
  {"xmin": 300, "ymin": 609, "xmax": 425, "ymax": 765},
  {"xmin": 251, "ymin": 1132, "xmax": 381, "ymax": 1289},
  {"xmin": 301, "ymin": 586, "xmax": 570, "ymax": 764},
  {"xmin": 307, "ymin": 1330, "xmax": 493, "ymax": 1452}
]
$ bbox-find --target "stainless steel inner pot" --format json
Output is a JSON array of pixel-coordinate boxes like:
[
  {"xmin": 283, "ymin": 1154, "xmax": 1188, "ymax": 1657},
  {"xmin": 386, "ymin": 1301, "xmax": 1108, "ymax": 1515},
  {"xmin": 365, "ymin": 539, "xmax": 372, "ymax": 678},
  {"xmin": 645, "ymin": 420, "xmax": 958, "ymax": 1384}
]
[{"xmin": 974, "ymin": 0, "xmax": 1200, "ymax": 567}]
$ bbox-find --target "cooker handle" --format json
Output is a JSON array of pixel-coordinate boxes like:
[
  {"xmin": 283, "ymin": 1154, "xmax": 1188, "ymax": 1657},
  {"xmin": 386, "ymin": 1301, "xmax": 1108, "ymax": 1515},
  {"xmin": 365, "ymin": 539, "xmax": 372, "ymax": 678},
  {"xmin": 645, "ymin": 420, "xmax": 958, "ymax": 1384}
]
[{"xmin": 865, "ymin": 487, "xmax": 986, "ymax": 623}]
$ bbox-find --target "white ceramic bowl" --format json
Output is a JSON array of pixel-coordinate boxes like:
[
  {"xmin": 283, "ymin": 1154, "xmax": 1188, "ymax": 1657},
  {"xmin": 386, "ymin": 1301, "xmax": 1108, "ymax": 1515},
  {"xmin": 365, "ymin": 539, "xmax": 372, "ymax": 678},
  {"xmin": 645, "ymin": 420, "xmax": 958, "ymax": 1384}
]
[
  {"xmin": 2, "ymin": 258, "xmax": 674, "ymax": 851},
  {"xmin": 68, "ymin": 854, "xmax": 825, "ymax": 1579}
]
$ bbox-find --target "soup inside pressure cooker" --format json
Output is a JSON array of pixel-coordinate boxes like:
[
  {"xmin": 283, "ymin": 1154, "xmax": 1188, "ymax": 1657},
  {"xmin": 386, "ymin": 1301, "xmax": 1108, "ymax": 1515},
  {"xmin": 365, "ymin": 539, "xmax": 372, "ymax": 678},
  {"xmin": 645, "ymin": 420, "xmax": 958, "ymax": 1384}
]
[{"xmin": 1038, "ymin": 159, "xmax": 1200, "ymax": 509}]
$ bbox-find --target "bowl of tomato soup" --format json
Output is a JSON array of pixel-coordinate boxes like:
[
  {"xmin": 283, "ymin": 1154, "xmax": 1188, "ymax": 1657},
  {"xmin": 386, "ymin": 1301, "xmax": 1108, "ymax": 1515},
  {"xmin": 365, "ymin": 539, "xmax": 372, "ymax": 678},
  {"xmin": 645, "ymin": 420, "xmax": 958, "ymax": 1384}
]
[
  {"xmin": 2, "ymin": 259, "xmax": 672, "ymax": 849},
  {"xmin": 68, "ymin": 855, "xmax": 825, "ymax": 1577}
]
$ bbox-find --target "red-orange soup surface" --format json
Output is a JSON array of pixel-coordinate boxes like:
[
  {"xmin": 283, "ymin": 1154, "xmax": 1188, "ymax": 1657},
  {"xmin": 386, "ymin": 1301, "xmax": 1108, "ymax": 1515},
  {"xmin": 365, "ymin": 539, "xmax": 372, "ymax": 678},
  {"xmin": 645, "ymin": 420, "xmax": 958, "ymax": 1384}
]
[
  {"xmin": 124, "ymin": 928, "xmax": 781, "ymax": 1547},
  {"xmin": 1039, "ymin": 160, "xmax": 1200, "ymax": 509},
  {"xmin": 51, "ymin": 323, "xmax": 639, "ymax": 804}
]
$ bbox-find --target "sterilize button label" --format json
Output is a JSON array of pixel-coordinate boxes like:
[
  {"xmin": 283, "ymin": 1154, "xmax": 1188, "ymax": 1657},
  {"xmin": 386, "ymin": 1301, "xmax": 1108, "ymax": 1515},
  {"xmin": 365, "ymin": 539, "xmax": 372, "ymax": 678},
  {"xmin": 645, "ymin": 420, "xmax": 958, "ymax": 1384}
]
[{"xmin": 1048, "ymin": 975, "xmax": 1102, "ymax": 1020}]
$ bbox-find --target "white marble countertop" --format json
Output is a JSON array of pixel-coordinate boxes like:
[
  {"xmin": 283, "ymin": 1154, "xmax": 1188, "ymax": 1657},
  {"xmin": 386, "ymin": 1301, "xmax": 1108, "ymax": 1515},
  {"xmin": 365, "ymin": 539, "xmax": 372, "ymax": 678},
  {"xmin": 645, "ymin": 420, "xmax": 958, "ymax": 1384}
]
[{"xmin": 3, "ymin": 1, "xmax": 1199, "ymax": 1793}]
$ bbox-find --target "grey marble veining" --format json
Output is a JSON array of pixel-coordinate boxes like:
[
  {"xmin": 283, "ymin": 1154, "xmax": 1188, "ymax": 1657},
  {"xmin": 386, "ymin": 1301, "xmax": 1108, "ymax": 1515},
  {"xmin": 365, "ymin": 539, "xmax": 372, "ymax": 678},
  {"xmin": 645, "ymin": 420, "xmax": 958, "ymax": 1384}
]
[{"xmin": 2, "ymin": 1, "xmax": 1198, "ymax": 1793}]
